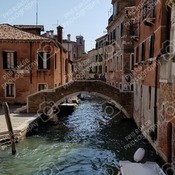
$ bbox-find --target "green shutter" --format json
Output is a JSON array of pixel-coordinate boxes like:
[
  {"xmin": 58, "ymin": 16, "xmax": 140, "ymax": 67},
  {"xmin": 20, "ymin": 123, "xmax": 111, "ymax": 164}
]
[
  {"xmin": 14, "ymin": 51, "xmax": 17, "ymax": 68},
  {"xmin": 3, "ymin": 51, "xmax": 7, "ymax": 69},
  {"xmin": 47, "ymin": 52, "xmax": 50, "ymax": 69},
  {"xmin": 152, "ymin": 34, "xmax": 155, "ymax": 57},
  {"xmin": 149, "ymin": 34, "xmax": 155, "ymax": 58},
  {"xmin": 38, "ymin": 52, "xmax": 43, "ymax": 69}
]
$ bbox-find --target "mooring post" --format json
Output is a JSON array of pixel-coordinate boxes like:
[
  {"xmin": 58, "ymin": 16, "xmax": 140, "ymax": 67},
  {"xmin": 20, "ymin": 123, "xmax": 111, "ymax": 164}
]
[{"xmin": 2, "ymin": 102, "xmax": 16, "ymax": 155}]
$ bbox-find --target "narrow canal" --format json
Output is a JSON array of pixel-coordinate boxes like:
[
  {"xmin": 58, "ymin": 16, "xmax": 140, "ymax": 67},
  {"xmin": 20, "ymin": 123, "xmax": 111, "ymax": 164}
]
[{"xmin": 0, "ymin": 96, "xmax": 156, "ymax": 175}]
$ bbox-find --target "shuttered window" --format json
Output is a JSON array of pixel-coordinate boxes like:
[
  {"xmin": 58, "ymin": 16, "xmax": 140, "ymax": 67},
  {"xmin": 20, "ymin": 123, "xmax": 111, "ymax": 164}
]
[
  {"xmin": 149, "ymin": 34, "xmax": 155, "ymax": 58},
  {"xmin": 5, "ymin": 83, "xmax": 15, "ymax": 97},
  {"xmin": 3, "ymin": 51, "xmax": 17, "ymax": 69},
  {"xmin": 141, "ymin": 42, "xmax": 146, "ymax": 61},
  {"xmin": 120, "ymin": 22, "xmax": 124, "ymax": 37},
  {"xmin": 136, "ymin": 47, "xmax": 139, "ymax": 63},
  {"xmin": 38, "ymin": 52, "xmax": 50, "ymax": 70}
]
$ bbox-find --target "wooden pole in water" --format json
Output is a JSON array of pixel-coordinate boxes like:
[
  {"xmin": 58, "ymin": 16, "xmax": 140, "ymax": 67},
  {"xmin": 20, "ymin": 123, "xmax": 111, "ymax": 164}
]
[{"xmin": 2, "ymin": 102, "xmax": 16, "ymax": 155}]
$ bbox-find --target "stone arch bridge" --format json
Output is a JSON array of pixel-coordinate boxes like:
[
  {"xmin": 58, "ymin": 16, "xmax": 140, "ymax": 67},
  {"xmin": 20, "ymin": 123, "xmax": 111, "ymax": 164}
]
[{"xmin": 27, "ymin": 80, "xmax": 133, "ymax": 118}]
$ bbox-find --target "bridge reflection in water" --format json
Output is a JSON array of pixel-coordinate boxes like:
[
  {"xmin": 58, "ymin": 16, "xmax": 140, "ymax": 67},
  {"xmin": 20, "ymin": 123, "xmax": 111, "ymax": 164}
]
[{"xmin": 0, "ymin": 96, "xmax": 156, "ymax": 175}]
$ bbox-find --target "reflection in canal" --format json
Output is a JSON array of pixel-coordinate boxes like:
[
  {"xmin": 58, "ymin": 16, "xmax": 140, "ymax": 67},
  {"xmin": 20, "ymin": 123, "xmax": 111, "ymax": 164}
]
[{"xmin": 0, "ymin": 96, "xmax": 156, "ymax": 175}]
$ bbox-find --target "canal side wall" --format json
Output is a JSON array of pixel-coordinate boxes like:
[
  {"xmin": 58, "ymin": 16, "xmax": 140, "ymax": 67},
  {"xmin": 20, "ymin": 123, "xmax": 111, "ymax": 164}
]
[
  {"xmin": 0, "ymin": 114, "xmax": 39, "ymax": 148},
  {"xmin": 133, "ymin": 81, "xmax": 175, "ymax": 163},
  {"xmin": 27, "ymin": 80, "xmax": 133, "ymax": 118}
]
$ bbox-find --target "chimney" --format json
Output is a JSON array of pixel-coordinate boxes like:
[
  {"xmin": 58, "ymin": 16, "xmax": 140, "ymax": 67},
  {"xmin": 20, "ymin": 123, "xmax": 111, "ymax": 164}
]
[
  {"xmin": 67, "ymin": 34, "xmax": 71, "ymax": 41},
  {"xmin": 46, "ymin": 31, "xmax": 50, "ymax": 37},
  {"xmin": 57, "ymin": 25, "xmax": 63, "ymax": 43},
  {"xmin": 50, "ymin": 30, "xmax": 54, "ymax": 38}
]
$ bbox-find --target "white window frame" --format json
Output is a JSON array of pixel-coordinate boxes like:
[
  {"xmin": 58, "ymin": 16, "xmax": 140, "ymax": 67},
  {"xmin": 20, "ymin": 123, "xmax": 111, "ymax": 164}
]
[
  {"xmin": 5, "ymin": 83, "xmax": 15, "ymax": 98},
  {"xmin": 38, "ymin": 83, "xmax": 48, "ymax": 91}
]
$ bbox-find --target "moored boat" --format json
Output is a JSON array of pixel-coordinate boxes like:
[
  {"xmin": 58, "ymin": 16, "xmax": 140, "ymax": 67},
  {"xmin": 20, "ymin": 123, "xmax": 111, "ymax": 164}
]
[
  {"xmin": 117, "ymin": 161, "xmax": 166, "ymax": 175},
  {"xmin": 57, "ymin": 103, "xmax": 77, "ymax": 116}
]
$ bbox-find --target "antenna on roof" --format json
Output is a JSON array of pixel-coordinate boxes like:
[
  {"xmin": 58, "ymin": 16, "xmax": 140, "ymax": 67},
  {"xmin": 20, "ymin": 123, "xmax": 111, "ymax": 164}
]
[
  {"xmin": 36, "ymin": 0, "xmax": 38, "ymax": 25},
  {"xmin": 52, "ymin": 20, "xmax": 59, "ymax": 27}
]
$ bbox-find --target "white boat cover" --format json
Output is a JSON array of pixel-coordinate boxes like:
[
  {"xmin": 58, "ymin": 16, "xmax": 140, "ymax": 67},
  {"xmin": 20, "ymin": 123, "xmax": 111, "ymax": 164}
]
[{"xmin": 119, "ymin": 161, "xmax": 166, "ymax": 175}]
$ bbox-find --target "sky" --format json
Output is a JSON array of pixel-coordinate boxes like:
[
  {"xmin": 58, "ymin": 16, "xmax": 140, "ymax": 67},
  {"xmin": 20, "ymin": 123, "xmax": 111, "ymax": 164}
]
[{"xmin": 0, "ymin": 0, "xmax": 112, "ymax": 52}]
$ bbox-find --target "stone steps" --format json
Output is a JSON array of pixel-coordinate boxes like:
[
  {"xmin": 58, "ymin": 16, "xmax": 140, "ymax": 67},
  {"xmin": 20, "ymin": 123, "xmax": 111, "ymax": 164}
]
[{"xmin": 14, "ymin": 105, "xmax": 27, "ymax": 113}]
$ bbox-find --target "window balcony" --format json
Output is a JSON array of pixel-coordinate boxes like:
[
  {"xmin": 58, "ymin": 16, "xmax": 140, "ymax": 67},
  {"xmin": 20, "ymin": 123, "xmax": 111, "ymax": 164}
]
[
  {"xmin": 143, "ymin": 17, "xmax": 155, "ymax": 27},
  {"xmin": 143, "ymin": 6, "xmax": 156, "ymax": 27}
]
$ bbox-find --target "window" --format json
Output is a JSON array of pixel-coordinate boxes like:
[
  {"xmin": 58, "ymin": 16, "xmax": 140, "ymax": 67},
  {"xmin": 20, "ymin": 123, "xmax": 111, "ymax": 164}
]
[
  {"xmin": 105, "ymin": 66, "xmax": 107, "ymax": 72},
  {"xmin": 38, "ymin": 84, "xmax": 48, "ymax": 91},
  {"xmin": 96, "ymin": 55, "xmax": 98, "ymax": 62},
  {"xmin": 141, "ymin": 42, "xmax": 146, "ymax": 61},
  {"xmin": 149, "ymin": 34, "xmax": 155, "ymax": 58},
  {"xmin": 95, "ymin": 66, "xmax": 97, "ymax": 73},
  {"xmin": 38, "ymin": 52, "xmax": 50, "ymax": 69},
  {"xmin": 108, "ymin": 34, "xmax": 110, "ymax": 43},
  {"xmin": 130, "ymin": 53, "xmax": 134, "ymax": 70},
  {"xmin": 152, "ymin": 0, "xmax": 156, "ymax": 17},
  {"xmin": 120, "ymin": 54, "xmax": 123, "ymax": 70},
  {"xmin": 113, "ymin": 29, "xmax": 116, "ymax": 41},
  {"xmin": 3, "ymin": 51, "xmax": 17, "ymax": 69},
  {"xmin": 143, "ymin": 0, "xmax": 147, "ymax": 19},
  {"xmin": 149, "ymin": 86, "xmax": 151, "ymax": 109},
  {"xmin": 110, "ymin": 32, "xmax": 112, "ymax": 42},
  {"xmin": 120, "ymin": 22, "xmax": 124, "ymax": 37},
  {"xmin": 116, "ymin": 56, "xmax": 119, "ymax": 70},
  {"xmin": 136, "ymin": 47, "xmax": 139, "ymax": 63},
  {"xmin": 5, "ymin": 83, "xmax": 15, "ymax": 97},
  {"xmin": 113, "ymin": 2, "xmax": 117, "ymax": 16},
  {"xmin": 98, "ymin": 66, "xmax": 102, "ymax": 73},
  {"xmin": 119, "ymin": 83, "xmax": 122, "ymax": 90},
  {"xmin": 99, "ymin": 54, "xmax": 103, "ymax": 62}
]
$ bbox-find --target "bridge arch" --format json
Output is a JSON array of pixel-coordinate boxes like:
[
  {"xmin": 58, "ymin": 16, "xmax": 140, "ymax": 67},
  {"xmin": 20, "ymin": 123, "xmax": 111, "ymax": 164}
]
[
  {"xmin": 54, "ymin": 92, "xmax": 130, "ymax": 118},
  {"xmin": 27, "ymin": 80, "xmax": 133, "ymax": 118}
]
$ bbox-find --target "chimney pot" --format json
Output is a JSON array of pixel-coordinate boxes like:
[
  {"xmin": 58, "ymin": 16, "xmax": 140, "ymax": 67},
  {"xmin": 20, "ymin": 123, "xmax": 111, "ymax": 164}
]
[
  {"xmin": 46, "ymin": 31, "xmax": 50, "ymax": 37},
  {"xmin": 57, "ymin": 25, "xmax": 63, "ymax": 43},
  {"xmin": 50, "ymin": 30, "xmax": 54, "ymax": 38},
  {"xmin": 67, "ymin": 34, "xmax": 71, "ymax": 41}
]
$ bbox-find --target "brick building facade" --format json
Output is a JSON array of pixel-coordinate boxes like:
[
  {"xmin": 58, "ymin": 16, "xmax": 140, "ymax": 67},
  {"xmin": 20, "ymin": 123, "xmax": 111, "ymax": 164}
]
[
  {"xmin": 132, "ymin": 0, "xmax": 175, "ymax": 163},
  {"xmin": 0, "ymin": 24, "xmax": 71, "ymax": 104},
  {"xmin": 105, "ymin": 0, "xmax": 135, "ymax": 91}
]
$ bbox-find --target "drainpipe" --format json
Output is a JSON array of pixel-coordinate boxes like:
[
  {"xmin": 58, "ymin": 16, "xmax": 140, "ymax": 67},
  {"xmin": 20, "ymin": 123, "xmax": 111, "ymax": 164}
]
[
  {"xmin": 154, "ymin": 53, "xmax": 161, "ymax": 141},
  {"xmin": 30, "ymin": 42, "xmax": 32, "ymax": 84}
]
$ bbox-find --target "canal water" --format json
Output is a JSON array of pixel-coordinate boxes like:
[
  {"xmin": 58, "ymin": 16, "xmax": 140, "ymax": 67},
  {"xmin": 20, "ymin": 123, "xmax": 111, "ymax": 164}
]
[{"xmin": 0, "ymin": 96, "xmax": 156, "ymax": 175}]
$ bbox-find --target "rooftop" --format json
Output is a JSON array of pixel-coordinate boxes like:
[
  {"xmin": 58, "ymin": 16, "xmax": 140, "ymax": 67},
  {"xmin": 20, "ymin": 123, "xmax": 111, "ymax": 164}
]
[
  {"xmin": 0, "ymin": 24, "xmax": 48, "ymax": 41},
  {"xmin": 14, "ymin": 25, "xmax": 44, "ymax": 31}
]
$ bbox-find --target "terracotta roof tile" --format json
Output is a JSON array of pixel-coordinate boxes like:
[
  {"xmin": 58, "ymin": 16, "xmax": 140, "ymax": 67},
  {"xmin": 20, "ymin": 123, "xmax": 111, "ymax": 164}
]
[
  {"xmin": 0, "ymin": 24, "xmax": 48, "ymax": 41},
  {"xmin": 14, "ymin": 25, "xmax": 44, "ymax": 31}
]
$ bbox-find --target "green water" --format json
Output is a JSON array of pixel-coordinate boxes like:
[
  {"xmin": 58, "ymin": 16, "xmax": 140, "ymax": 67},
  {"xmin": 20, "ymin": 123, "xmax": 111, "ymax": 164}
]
[{"xmin": 0, "ymin": 97, "xmax": 156, "ymax": 175}]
